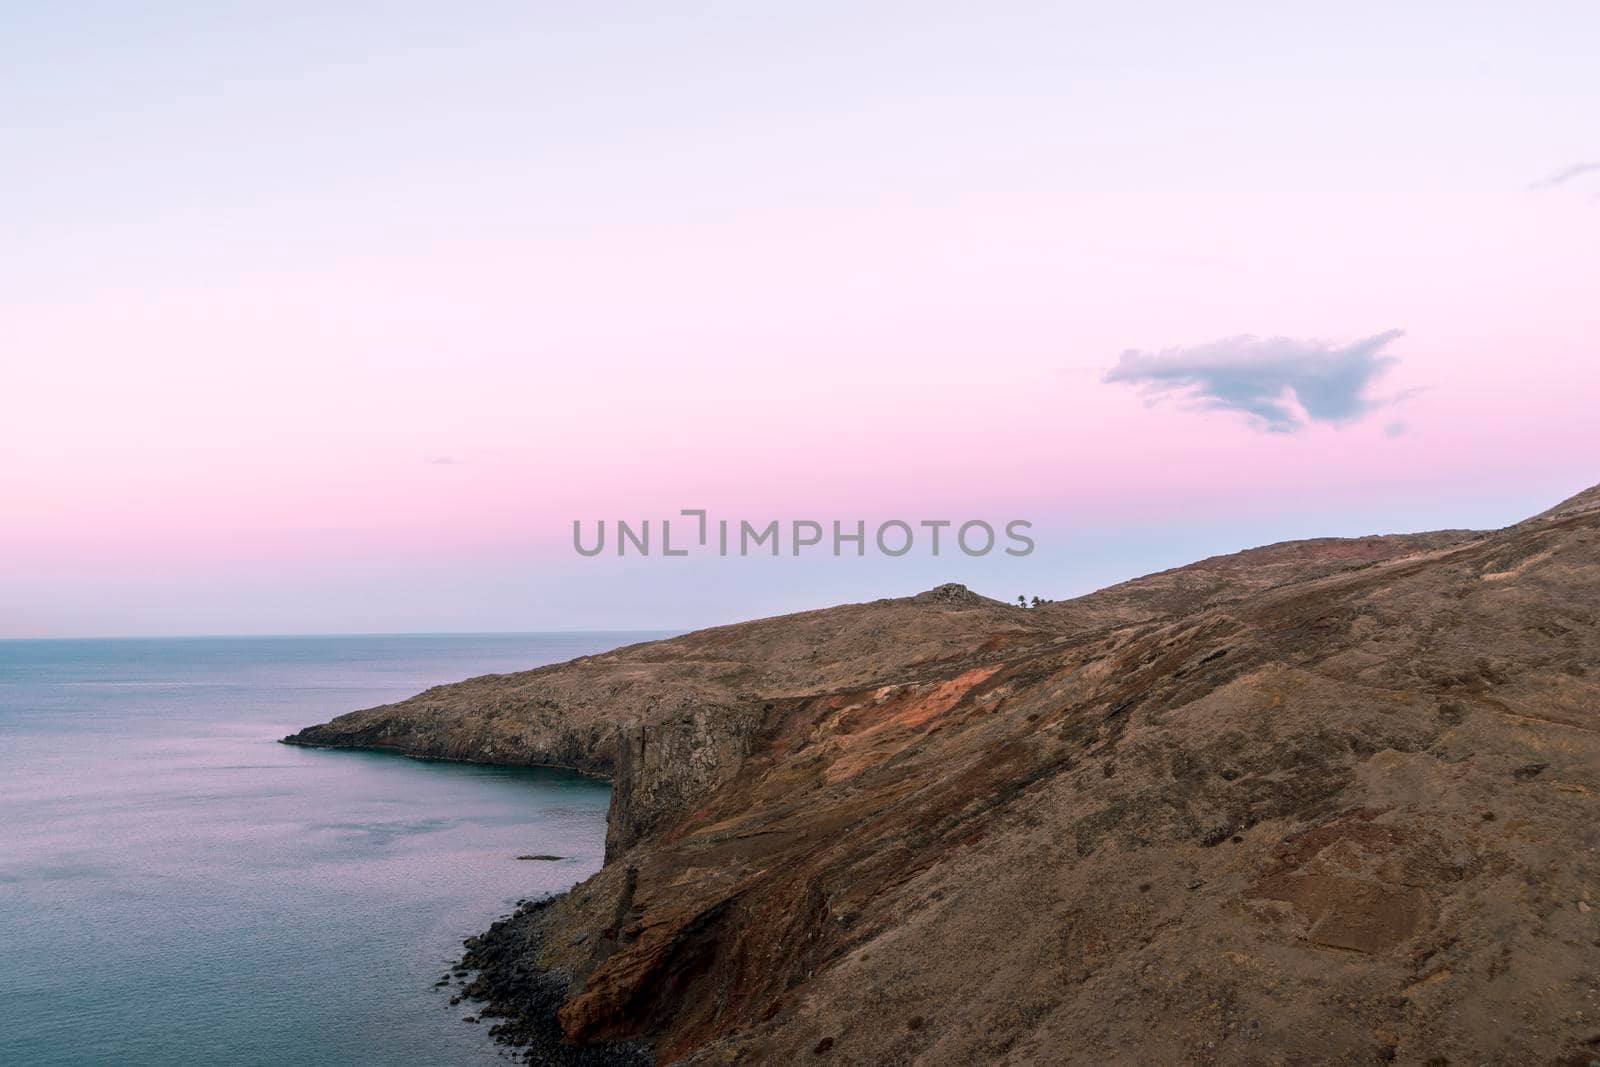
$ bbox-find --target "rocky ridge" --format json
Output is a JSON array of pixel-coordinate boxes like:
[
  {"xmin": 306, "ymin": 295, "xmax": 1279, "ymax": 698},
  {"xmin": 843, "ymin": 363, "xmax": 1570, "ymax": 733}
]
[{"xmin": 285, "ymin": 484, "xmax": 1600, "ymax": 1065}]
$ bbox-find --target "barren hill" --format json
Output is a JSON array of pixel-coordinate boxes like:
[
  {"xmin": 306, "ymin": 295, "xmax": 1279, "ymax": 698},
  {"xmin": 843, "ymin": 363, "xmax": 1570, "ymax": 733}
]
[{"xmin": 286, "ymin": 484, "xmax": 1600, "ymax": 1065}]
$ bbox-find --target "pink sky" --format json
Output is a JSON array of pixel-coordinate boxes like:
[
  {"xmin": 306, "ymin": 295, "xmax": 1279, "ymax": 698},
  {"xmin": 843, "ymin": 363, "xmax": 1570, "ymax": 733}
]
[{"xmin": 3, "ymin": 4, "xmax": 1597, "ymax": 636}]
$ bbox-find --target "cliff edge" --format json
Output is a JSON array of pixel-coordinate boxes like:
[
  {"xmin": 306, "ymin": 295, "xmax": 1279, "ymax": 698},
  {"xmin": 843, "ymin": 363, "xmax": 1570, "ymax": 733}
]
[{"xmin": 286, "ymin": 483, "xmax": 1600, "ymax": 1064}]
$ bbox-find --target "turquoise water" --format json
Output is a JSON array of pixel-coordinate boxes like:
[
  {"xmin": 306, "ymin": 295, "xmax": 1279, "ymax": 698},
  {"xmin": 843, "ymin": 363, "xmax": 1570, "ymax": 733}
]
[{"xmin": 0, "ymin": 633, "xmax": 657, "ymax": 1066}]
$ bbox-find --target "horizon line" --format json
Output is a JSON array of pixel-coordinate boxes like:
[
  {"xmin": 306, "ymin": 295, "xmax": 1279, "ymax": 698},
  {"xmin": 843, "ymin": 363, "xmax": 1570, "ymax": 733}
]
[{"xmin": 0, "ymin": 627, "xmax": 681, "ymax": 644}]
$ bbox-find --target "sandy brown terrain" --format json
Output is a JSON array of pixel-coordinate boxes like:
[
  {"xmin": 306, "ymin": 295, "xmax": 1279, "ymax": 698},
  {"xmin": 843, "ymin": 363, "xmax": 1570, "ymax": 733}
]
[{"xmin": 287, "ymin": 486, "xmax": 1600, "ymax": 1065}]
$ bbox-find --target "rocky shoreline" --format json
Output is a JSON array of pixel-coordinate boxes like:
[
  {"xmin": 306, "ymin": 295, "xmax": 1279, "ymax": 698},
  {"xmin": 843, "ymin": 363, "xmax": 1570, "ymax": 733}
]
[
  {"xmin": 279, "ymin": 734, "xmax": 618, "ymax": 780},
  {"xmin": 454, "ymin": 896, "xmax": 652, "ymax": 1067}
]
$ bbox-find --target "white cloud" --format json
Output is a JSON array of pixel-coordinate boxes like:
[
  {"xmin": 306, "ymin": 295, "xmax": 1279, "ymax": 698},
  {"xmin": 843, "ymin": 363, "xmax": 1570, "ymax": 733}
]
[
  {"xmin": 1527, "ymin": 161, "xmax": 1600, "ymax": 191},
  {"xmin": 1104, "ymin": 330, "xmax": 1406, "ymax": 434}
]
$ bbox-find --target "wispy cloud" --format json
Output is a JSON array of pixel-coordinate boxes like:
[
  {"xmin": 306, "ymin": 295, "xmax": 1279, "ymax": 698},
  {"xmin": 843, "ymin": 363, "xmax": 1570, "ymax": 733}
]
[
  {"xmin": 1104, "ymin": 330, "xmax": 1406, "ymax": 434},
  {"xmin": 425, "ymin": 456, "xmax": 464, "ymax": 465},
  {"xmin": 1527, "ymin": 161, "xmax": 1600, "ymax": 191}
]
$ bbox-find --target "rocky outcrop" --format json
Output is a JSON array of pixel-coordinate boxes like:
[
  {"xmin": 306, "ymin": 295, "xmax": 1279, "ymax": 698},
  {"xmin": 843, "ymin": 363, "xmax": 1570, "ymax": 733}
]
[
  {"xmin": 284, "ymin": 587, "xmax": 1054, "ymax": 855},
  {"xmin": 288, "ymin": 484, "xmax": 1600, "ymax": 1065},
  {"xmin": 605, "ymin": 702, "xmax": 769, "ymax": 860}
]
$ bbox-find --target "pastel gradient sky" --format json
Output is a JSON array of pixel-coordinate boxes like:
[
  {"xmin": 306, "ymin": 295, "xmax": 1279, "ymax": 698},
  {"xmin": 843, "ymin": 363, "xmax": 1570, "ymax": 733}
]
[{"xmin": 4, "ymin": 2, "xmax": 1598, "ymax": 637}]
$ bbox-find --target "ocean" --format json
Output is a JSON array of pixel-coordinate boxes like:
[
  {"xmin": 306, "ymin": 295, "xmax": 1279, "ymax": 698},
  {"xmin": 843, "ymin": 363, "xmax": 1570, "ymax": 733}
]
[{"xmin": 0, "ymin": 633, "xmax": 660, "ymax": 1066}]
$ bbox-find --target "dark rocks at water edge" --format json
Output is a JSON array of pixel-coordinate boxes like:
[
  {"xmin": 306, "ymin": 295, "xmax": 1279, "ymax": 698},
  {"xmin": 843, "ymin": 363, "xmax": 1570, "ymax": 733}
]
[{"xmin": 454, "ymin": 897, "xmax": 651, "ymax": 1067}]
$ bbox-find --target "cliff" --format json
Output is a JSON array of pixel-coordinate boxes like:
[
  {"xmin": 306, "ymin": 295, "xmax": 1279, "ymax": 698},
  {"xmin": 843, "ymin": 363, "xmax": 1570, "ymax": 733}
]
[
  {"xmin": 285, "ymin": 584, "xmax": 1055, "ymax": 858},
  {"xmin": 286, "ymin": 485, "xmax": 1600, "ymax": 1064}
]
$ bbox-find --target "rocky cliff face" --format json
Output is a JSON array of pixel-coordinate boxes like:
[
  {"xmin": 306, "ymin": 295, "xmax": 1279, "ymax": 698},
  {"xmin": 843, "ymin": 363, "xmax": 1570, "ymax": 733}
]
[
  {"xmin": 285, "ymin": 589, "xmax": 1054, "ymax": 860},
  {"xmin": 286, "ymin": 486, "xmax": 1600, "ymax": 1065}
]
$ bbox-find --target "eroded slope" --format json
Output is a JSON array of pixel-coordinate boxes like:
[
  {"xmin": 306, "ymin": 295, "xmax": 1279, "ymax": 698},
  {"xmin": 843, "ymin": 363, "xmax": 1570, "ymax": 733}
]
[{"xmin": 289, "ymin": 483, "xmax": 1600, "ymax": 1065}]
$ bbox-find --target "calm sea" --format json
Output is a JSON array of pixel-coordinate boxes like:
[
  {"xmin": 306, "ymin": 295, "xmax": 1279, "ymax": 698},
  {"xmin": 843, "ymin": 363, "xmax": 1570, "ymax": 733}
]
[{"xmin": 0, "ymin": 633, "xmax": 660, "ymax": 1066}]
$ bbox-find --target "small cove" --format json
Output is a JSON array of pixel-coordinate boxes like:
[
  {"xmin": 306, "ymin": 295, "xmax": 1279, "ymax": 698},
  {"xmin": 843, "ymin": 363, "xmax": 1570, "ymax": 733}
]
[{"xmin": 0, "ymin": 633, "xmax": 656, "ymax": 1066}]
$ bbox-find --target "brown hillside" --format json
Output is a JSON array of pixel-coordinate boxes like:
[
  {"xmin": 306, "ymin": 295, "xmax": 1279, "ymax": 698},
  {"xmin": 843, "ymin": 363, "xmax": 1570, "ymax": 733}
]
[{"xmin": 287, "ymin": 485, "xmax": 1600, "ymax": 1065}]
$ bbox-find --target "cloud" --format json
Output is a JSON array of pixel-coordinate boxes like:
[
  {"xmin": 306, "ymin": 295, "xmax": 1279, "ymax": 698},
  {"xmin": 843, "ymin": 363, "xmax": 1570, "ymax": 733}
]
[
  {"xmin": 425, "ymin": 455, "xmax": 464, "ymax": 465},
  {"xmin": 1104, "ymin": 330, "xmax": 1406, "ymax": 433},
  {"xmin": 1528, "ymin": 161, "xmax": 1600, "ymax": 191}
]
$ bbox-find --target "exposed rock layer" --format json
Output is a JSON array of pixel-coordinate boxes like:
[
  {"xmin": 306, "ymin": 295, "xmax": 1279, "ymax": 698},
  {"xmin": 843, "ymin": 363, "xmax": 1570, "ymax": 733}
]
[{"xmin": 286, "ymin": 485, "xmax": 1600, "ymax": 1065}]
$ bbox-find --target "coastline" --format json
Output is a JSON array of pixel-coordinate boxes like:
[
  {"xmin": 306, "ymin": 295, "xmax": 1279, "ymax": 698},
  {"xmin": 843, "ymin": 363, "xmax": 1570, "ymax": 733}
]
[
  {"xmin": 454, "ymin": 897, "xmax": 653, "ymax": 1066},
  {"xmin": 0, "ymin": 632, "xmax": 623, "ymax": 1066},
  {"xmin": 282, "ymin": 732, "xmax": 640, "ymax": 1062},
  {"xmin": 278, "ymin": 734, "xmax": 617, "ymax": 781},
  {"xmin": 276, "ymin": 492, "xmax": 1600, "ymax": 1064}
]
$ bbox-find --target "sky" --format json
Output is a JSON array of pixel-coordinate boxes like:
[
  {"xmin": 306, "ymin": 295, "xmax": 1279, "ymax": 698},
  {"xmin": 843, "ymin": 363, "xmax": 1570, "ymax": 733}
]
[{"xmin": 3, "ymin": 1, "xmax": 1598, "ymax": 638}]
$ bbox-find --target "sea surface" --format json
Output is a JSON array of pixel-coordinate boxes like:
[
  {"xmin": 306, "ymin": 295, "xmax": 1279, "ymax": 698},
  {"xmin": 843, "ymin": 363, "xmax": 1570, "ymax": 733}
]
[{"xmin": 0, "ymin": 632, "xmax": 661, "ymax": 1066}]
